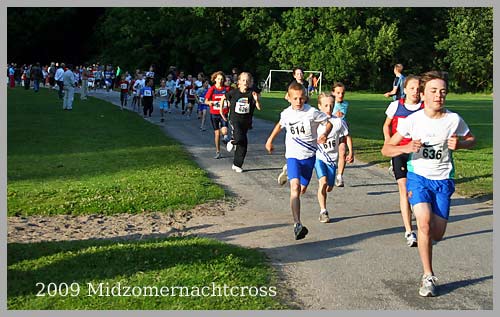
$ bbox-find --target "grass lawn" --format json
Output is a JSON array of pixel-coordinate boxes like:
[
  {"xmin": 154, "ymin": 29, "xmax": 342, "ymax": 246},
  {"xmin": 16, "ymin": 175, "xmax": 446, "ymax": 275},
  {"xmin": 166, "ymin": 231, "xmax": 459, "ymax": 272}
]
[
  {"xmin": 8, "ymin": 236, "xmax": 286, "ymax": 309},
  {"xmin": 7, "ymin": 88, "xmax": 225, "ymax": 216},
  {"xmin": 256, "ymin": 91, "xmax": 493, "ymax": 199}
]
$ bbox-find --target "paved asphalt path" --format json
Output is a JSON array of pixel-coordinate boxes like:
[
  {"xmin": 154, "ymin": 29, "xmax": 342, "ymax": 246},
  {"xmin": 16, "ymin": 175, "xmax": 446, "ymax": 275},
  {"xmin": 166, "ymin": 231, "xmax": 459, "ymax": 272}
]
[{"xmin": 90, "ymin": 90, "xmax": 493, "ymax": 310}]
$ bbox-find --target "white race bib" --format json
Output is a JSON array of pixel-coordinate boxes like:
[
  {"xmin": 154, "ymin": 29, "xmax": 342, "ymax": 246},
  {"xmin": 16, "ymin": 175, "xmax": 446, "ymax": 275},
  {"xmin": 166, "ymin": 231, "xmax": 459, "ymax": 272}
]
[
  {"xmin": 143, "ymin": 90, "xmax": 152, "ymax": 97},
  {"xmin": 235, "ymin": 98, "xmax": 250, "ymax": 114},
  {"xmin": 287, "ymin": 119, "xmax": 311, "ymax": 137},
  {"xmin": 120, "ymin": 83, "xmax": 128, "ymax": 89},
  {"xmin": 415, "ymin": 137, "xmax": 448, "ymax": 162},
  {"xmin": 159, "ymin": 89, "xmax": 168, "ymax": 97}
]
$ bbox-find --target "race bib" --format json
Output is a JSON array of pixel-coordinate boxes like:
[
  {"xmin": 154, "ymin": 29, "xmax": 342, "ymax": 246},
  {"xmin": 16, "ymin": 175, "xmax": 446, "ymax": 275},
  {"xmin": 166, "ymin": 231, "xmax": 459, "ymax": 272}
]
[
  {"xmin": 159, "ymin": 89, "xmax": 168, "ymax": 97},
  {"xmin": 235, "ymin": 98, "xmax": 250, "ymax": 114},
  {"xmin": 416, "ymin": 137, "xmax": 448, "ymax": 162},
  {"xmin": 143, "ymin": 90, "xmax": 152, "ymax": 97},
  {"xmin": 120, "ymin": 83, "xmax": 128, "ymax": 89},
  {"xmin": 199, "ymin": 97, "xmax": 205, "ymax": 103},
  {"xmin": 321, "ymin": 137, "xmax": 336, "ymax": 151},
  {"xmin": 287, "ymin": 119, "xmax": 311, "ymax": 137},
  {"xmin": 212, "ymin": 101, "xmax": 221, "ymax": 110}
]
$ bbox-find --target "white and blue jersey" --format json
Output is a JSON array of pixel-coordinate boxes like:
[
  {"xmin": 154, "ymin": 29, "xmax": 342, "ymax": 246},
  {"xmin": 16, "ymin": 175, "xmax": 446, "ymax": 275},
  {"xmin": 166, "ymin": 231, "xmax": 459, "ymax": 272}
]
[
  {"xmin": 279, "ymin": 104, "xmax": 329, "ymax": 160},
  {"xmin": 316, "ymin": 117, "xmax": 349, "ymax": 166}
]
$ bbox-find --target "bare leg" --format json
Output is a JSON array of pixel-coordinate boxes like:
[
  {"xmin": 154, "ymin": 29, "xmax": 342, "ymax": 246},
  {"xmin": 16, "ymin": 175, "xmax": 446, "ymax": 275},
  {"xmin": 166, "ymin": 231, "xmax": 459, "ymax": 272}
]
[{"xmin": 397, "ymin": 178, "xmax": 413, "ymax": 233}]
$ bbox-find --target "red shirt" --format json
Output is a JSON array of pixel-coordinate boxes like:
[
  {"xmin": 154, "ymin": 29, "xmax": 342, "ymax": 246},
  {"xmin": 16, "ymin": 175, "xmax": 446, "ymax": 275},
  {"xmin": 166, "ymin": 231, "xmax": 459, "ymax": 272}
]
[
  {"xmin": 205, "ymin": 85, "xmax": 230, "ymax": 115},
  {"xmin": 118, "ymin": 80, "xmax": 129, "ymax": 93}
]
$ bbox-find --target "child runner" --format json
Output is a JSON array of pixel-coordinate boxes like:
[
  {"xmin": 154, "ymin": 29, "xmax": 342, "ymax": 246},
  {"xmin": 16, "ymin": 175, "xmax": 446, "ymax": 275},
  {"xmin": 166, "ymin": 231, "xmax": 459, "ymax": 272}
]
[
  {"xmin": 175, "ymin": 71, "xmax": 186, "ymax": 114},
  {"xmin": 118, "ymin": 74, "xmax": 130, "ymax": 110},
  {"xmin": 331, "ymin": 82, "xmax": 350, "ymax": 187},
  {"xmin": 196, "ymin": 80, "xmax": 210, "ymax": 130},
  {"xmin": 156, "ymin": 78, "xmax": 169, "ymax": 122},
  {"xmin": 265, "ymin": 82, "xmax": 332, "ymax": 240},
  {"xmin": 140, "ymin": 78, "xmax": 155, "ymax": 118},
  {"xmin": 220, "ymin": 72, "xmax": 262, "ymax": 172},
  {"xmin": 166, "ymin": 74, "xmax": 176, "ymax": 114},
  {"xmin": 384, "ymin": 63, "xmax": 407, "ymax": 101},
  {"xmin": 382, "ymin": 75, "xmax": 424, "ymax": 247},
  {"xmin": 277, "ymin": 67, "xmax": 310, "ymax": 185},
  {"xmin": 315, "ymin": 93, "xmax": 353, "ymax": 223},
  {"xmin": 381, "ymin": 71, "xmax": 475, "ymax": 297},
  {"xmin": 205, "ymin": 71, "xmax": 231, "ymax": 159},
  {"xmin": 186, "ymin": 81, "xmax": 197, "ymax": 119},
  {"xmin": 133, "ymin": 73, "xmax": 146, "ymax": 114}
]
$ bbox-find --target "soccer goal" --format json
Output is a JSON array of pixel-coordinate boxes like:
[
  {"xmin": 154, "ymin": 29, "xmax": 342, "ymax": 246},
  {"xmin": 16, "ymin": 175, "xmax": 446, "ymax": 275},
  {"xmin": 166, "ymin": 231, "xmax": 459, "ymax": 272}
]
[{"xmin": 262, "ymin": 69, "xmax": 323, "ymax": 94}]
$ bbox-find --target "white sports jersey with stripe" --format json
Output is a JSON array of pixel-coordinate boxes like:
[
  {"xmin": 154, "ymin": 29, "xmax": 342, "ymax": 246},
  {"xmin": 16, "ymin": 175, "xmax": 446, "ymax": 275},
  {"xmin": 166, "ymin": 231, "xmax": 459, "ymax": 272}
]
[
  {"xmin": 279, "ymin": 104, "xmax": 329, "ymax": 160},
  {"xmin": 316, "ymin": 117, "xmax": 349, "ymax": 165},
  {"xmin": 397, "ymin": 109, "xmax": 470, "ymax": 180}
]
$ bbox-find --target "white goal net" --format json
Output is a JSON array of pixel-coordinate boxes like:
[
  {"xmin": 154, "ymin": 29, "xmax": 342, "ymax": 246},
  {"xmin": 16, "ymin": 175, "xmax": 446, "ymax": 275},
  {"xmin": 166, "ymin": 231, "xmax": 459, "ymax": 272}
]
[{"xmin": 262, "ymin": 69, "xmax": 323, "ymax": 93}]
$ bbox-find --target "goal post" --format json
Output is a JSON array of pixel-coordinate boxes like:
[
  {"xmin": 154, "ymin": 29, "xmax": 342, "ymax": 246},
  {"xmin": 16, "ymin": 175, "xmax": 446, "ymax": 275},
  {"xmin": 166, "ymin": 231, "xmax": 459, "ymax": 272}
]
[{"xmin": 262, "ymin": 69, "xmax": 323, "ymax": 94}]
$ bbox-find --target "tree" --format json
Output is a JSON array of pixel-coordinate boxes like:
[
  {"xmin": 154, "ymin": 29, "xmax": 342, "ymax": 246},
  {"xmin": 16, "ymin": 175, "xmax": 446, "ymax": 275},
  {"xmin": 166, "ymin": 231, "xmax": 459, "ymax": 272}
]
[{"xmin": 435, "ymin": 8, "xmax": 493, "ymax": 92}]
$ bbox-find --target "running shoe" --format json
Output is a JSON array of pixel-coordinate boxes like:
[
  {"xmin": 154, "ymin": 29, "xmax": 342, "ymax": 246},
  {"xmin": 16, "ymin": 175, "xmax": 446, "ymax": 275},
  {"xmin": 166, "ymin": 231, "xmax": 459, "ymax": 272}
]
[
  {"xmin": 226, "ymin": 140, "xmax": 234, "ymax": 152},
  {"xmin": 319, "ymin": 211, "xmax": 330, "ymax": 223},
  {"xmin": 277, "ymin": 164, "xmax": 288, "ymax": 185},
  {"xmin": 231, "ymin": 164, "xmax": 243, "ymax": 173},
  {"xmin": 405, "ymin": 231, "xmax": 418, "ymax": 247},
  {"xmin": 388, "ymin": 160, "xmax": 395, "ymax": 177},
  {"xmin": 214, "ymin": 152, "xmax": 221, "ymax": 159},
  {"xmin": 419, "ymin": 274, "xmax": 438, "ymax": 297},
  {"xmin": 335, "ymin": 175, "xmax": 344, "ymax": 187},
  {"xmin": 294, "ymin": 223, "xmax": 308, "ymax": 240}
]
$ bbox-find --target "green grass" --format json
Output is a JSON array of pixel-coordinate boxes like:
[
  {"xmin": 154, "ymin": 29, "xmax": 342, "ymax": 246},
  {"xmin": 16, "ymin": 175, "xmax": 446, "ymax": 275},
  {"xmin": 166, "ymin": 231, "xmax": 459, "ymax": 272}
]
[
  {"xmin": 7, "ymin": 88, "xmax": 225, "ymax": 216},
  {"xmin": 256, "ymin": 92, "xmax": 493, "ymax": 199},
  {"xmin": 8, "ymin": 237, "xmax": 286, "ymax": 310}
]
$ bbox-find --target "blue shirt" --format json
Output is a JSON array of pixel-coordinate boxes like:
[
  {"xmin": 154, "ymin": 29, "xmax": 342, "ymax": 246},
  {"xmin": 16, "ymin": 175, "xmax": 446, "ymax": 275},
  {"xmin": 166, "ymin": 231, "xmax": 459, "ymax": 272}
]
[{"xmin": 333, "ymin": 101, "xmax": 349, "ymax": 119}]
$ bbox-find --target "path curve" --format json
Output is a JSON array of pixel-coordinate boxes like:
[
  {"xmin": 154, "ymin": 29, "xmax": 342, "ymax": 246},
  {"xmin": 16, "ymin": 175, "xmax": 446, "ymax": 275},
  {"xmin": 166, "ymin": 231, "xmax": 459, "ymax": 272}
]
[{"xmin": 75, "ymin": 90, "xmax": 495, "ymax": 309}]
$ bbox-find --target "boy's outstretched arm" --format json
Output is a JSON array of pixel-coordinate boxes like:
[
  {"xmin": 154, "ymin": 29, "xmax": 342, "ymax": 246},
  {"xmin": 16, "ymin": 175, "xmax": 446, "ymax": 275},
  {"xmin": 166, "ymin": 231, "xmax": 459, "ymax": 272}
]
[
  {"xmin": 381, "ymin": 132, "xmax": 421, "ymax": 157},
  {"xmin": 317, "ymin": 121, "xmax": 333, "ymax": 144},
  {"xmin": 265, "ymin": 122, "xmax": 282, "ymax": 154}
]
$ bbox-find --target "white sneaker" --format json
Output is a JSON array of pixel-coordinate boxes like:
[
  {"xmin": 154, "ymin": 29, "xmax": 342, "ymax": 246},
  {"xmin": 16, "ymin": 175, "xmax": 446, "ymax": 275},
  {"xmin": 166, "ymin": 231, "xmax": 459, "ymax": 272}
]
[
  {"xmin": 226, "ymin": 141, "xmax": 234, "ymax": 152},
  {"xmin": 277, "ymin": 164, "xmax": 288, "ymax": 185},
  {"xmin": 405, "ymin": 231, "xmax": 418, "ymax": 247},
  {"xmin": 231, "ymin": 164, "xmax": 243, "ymax": 173},
  {"xmin": 335, "ymin": 175, "xmax": 344, "ymax": 187}
]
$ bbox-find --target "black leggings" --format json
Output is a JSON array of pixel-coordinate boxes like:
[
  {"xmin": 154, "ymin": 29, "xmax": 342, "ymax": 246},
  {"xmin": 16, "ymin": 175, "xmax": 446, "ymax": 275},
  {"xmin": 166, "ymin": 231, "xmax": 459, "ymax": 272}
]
[
  {"xmin": 230, "ymin": 117, "xmax": 251, "ymax": 168},
  {"xmin": 143, "ymin": 97, "xmax": 153, "ymax": 116}
]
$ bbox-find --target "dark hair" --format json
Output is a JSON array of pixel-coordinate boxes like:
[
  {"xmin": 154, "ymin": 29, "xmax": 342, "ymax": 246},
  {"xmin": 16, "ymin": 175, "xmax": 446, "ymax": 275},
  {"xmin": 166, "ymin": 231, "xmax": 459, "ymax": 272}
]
[
  {"xmin": 404, "ymin": 75, "xmax": 421, "ymax": 88},
  {"xmin": 420, "ymin": 71, "xmax": 448, "ymax": 92},
  {"xmin": 332, "ymin": 82, "xmax": 345, "ymax": 90}
]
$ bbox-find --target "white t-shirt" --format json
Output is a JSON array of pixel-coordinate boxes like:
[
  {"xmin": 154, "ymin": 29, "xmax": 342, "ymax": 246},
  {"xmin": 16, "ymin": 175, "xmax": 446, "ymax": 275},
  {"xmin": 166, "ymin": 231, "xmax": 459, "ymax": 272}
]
[
  {"xmin": 316, "ymin": 117, "xmax": 349, "ymax": 165},
  {"xmin": 279, "ymin": 104, "xmax": 329, "ymax": 160},
  {"xmin": 397, "ymin": 109, "xmax": 470, "ymax": 180},
  {"xmin": 133, "ymin": 79, "xmax": 145, "ymax": 91}
]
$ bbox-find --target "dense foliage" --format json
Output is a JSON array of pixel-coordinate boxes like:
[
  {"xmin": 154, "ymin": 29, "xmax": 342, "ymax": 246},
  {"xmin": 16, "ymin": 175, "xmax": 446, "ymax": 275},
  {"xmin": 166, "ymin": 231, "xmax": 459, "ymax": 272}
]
[{"xmin": 8, "ymin": 7, "xmax": 492, "ymax": 92}]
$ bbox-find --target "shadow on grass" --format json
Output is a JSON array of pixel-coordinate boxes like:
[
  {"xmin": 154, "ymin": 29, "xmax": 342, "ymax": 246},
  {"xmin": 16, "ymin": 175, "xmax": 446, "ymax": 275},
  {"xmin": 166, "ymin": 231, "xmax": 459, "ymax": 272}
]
[{"xmin": 7, "ymin": 236, "xmax": 267, "ymax": 298}]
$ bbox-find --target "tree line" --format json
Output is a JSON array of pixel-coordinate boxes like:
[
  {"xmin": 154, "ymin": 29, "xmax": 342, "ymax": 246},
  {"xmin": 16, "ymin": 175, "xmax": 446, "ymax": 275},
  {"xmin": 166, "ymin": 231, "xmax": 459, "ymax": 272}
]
[{"xmin": 8, "ymin": 7, "xmax": 492, "ymax": 92}]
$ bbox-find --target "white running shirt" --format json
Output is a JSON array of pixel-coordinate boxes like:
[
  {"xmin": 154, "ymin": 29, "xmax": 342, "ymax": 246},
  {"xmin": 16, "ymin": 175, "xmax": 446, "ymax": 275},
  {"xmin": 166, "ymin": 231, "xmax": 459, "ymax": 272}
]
[
  {"xmin": 397, "ymin": 109, "xmax": 470, "ymax": 180},
  {"xmin": 279, "ymin": 104, "xmax": 329, "ymax": 160},
  {"xmin": 316, "ymin": 117, "xmax": 349, "ymax": 165}
]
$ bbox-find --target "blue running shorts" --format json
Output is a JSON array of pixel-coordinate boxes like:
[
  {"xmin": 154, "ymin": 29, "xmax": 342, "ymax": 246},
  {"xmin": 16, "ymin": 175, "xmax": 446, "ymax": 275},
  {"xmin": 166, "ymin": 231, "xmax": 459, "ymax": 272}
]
[
  {"xmin": 315, "ymin": 159, "xmax": 337, "ymax": 187},
  {"xmin": 406, "ymin": 172, "xmax": 455, "ymax": 220},
  {"xmin": 287, "ymin": 156, "xmax": 316, "ymax": 187}
]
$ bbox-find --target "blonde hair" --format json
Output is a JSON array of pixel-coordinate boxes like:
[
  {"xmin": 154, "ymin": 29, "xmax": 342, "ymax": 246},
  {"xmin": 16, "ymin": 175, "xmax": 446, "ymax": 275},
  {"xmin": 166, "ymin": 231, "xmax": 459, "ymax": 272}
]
[{"xmin": 317, "ymin": 93, "xmax": 334, "ymax": 106}]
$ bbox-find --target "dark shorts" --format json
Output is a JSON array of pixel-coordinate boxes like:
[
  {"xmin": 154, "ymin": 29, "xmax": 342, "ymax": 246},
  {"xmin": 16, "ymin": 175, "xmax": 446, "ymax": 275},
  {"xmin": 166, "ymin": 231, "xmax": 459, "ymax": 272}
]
[
  {"xmin": 210, "ymin": 113, "xmax": 228, "ymax": 131},
  {"xmin": 391, "ymin": 153, "xmax": 410, "ymax": 180}
]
